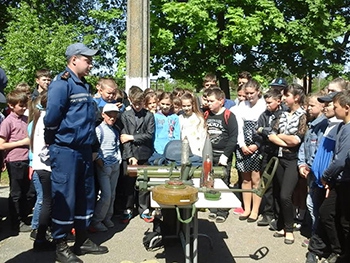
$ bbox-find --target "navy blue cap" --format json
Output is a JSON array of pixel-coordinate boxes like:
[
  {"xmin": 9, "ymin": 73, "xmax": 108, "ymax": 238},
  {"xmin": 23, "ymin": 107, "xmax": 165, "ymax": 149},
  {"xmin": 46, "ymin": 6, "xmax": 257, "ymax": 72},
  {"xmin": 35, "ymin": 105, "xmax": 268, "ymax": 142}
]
[
  {"xmin": 0, "ymin": 67, "xmax": 8, "ymax": 92},
  {"xmin": 269, "ymin": 77, "xmax": 288, "ymax": 88},
  {"xmin": 0, "ymin": 92, "xmax": 6, "ymax": 104},
  {"xmin": 317, "ymin": 92, "xmax": 338, "ymax": 103},
  {"xmin": 65, "ymin": 43, "xmax": 98, "ymax": 59}
]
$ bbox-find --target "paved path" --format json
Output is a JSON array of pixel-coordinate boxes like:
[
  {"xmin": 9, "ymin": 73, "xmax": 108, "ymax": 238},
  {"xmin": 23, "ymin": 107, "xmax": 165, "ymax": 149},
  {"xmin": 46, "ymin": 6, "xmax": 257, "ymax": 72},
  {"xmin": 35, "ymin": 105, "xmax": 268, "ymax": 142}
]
[{"xmin": 0, "ymin": 185, "xmax": 310, "ymax": 263}]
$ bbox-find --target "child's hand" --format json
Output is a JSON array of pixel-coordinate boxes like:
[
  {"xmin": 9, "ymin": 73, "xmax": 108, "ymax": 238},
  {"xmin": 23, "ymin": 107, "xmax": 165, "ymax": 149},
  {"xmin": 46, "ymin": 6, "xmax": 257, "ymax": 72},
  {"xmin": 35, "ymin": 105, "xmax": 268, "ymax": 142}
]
[
  {"xmin": 116, "ymin": 102, "xmax": 123, "ymax": 109},
  {"xmin": 241, "ymin": 146, "xmax": 253, "ymax": 155},
  {"xmin": 120, "ymin": 134, "xmax": 134, "ymax": 144},
  {"xmin": 19, "ymin": 137, "xmax": 30, "ymax": 146},
  {"xmin": 129, "ymin": 157, "xmax": 138, "ymax": 165},
  {"xmin": 218, "ymin": 154, "xmax": 228, "ymax": 166},
  {"xmin": 247, "ymin": 144, "xmax": 258, "ymax": 153},
  {"xmin": 299, "ymin": 166, "xmax": 310, "ymax": 178},
  {"xmin": 95, "ymin": 158, "xmax": 104, "ymax": 168}
]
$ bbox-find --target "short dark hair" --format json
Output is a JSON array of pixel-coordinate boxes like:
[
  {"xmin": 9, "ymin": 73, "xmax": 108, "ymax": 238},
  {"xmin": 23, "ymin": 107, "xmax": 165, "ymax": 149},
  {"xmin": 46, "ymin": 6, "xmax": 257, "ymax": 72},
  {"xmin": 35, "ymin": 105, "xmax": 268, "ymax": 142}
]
[
  {"xmin": 206, "ymin": 87, "xmax": 225, "ymax": 100},
  {"xmin": 203, "ymin": 73, "xmax": 217, "ymax": 83},
  {"xmin": 333, "ymin": 90, "xmax": 350, "ymax": 107},
  {"xmin": 35, "ymin": 69, "xmax": 51, "ymax": 79},
  {"xmin": 264, "ymin": 89, "xmax": 282, "ymax": 100},
  {"xmin": 128, "ymin": 86, "xmax": 144, "ymax": 102},
  {"xmin": 7, "ymin": 90, "xmax": 29, "ymax": 106},
  {"xmin": 238, "ymin": 71, "xmax": 252, "ymax": 80},
  {"xmin": 284, "ymin": 83, "xmax": 306, "ymax": 106}
]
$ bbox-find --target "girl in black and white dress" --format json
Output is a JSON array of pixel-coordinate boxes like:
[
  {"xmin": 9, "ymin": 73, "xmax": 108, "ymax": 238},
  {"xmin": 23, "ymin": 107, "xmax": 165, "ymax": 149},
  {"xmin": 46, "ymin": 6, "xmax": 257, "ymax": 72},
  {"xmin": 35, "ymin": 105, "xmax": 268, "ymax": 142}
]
[{"xmin": 234, "ymin": 79, "xmax": 266, "ymax": 222}]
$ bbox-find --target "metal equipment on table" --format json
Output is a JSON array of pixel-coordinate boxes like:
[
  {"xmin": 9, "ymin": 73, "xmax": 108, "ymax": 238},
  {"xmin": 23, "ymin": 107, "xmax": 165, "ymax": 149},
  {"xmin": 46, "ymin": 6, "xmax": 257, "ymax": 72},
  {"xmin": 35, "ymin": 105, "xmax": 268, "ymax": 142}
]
[{"xmin": 126, "ymin": 136, "xmax": 279, "ymax": 263}]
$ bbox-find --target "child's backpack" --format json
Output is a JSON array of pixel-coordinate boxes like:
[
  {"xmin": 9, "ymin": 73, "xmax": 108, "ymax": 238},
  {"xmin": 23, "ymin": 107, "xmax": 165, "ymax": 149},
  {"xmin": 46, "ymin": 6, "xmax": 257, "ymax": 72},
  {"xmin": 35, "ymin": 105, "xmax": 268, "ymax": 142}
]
[
  {"xmin": 142, "ymin": 217, "xmax": 164, "ymax": 251},
  {"xmin": 203, "ymin": 109, "xmax": 231, "ymax": 125},
  {"xmin": 148, "ymin": 140, "xmax": 202, "ymax": 166}
]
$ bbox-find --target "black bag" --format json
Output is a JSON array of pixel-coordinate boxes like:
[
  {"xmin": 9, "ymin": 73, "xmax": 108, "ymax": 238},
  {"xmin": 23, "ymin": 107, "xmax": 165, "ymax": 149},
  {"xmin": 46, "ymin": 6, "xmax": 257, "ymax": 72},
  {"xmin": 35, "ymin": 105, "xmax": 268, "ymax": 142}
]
[
  {"xmin": 142, "ymin": 231, "xmax": 163, "ymax": 251},
  {"xmin": 142, "ymin": 217, "xmax": 164, "ymax": 251}
]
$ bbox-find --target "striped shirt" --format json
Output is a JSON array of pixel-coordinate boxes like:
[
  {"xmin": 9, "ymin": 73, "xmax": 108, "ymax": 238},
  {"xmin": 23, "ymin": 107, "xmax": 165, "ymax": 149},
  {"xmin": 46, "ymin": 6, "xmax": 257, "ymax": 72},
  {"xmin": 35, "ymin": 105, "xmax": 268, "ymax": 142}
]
[{"xmin": 96, "ymin": 122, "xmax": 121, "ymax": 165}]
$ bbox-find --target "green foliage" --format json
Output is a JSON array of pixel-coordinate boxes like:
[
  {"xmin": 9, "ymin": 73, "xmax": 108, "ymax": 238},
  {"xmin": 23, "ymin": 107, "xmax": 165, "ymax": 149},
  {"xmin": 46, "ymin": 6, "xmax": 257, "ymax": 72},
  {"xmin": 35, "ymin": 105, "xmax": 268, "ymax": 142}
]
[
  {"xmin": 150, "ymin": 78, "xmax": 196, "ymax": 92},
  {"xmin": 87, "ymin": 1, "xmax": 126, "ymax": 76},
  {"xmin": 0, "ymin": 2, "xmax": 91, "ymax": 90},
  {"xmin": 150, "ymin": 0, "xmax": 350, "ymax": 92},
  {"xmin": 0, "ymin": 0, "xmax": 349, "ymax": 95}
]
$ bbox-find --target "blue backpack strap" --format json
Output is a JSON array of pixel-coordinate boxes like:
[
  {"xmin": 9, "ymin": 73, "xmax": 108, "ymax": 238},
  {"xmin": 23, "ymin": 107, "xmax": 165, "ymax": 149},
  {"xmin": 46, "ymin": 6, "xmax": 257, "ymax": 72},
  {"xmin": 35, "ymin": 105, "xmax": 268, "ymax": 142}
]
[{"xmin": 97, "ymin": 125, "xmax": 104, "ymax": 142}]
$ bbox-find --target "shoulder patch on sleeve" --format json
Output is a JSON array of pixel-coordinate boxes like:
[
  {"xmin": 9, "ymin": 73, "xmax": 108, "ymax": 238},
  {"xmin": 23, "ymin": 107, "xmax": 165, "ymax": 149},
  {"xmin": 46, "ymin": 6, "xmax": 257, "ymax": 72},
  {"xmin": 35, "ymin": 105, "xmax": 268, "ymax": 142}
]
[{"xmin": 61, "ymin": 71, "xmax": 71, "ymax": 80}]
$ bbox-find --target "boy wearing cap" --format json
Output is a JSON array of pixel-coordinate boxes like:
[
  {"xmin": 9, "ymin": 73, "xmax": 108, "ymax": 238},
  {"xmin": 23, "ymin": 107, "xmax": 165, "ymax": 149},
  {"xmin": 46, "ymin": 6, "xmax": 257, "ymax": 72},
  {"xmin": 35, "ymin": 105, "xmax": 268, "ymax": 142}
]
[
  {"xmin": 90, "ymin": 103, "xmax": 121, "ymax": 232},
  {"xmin": 44, "ymin": 43, "xmax": 108, "ymax": 263}
]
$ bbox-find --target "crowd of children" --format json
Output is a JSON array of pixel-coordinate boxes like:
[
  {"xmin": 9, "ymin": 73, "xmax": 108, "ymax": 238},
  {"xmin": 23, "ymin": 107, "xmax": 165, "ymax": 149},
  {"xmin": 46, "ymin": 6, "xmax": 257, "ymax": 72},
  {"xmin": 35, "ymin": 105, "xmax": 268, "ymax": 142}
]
[{"xmin": 1, "ymin": 56, "xmax": 350, "ymax": 263}]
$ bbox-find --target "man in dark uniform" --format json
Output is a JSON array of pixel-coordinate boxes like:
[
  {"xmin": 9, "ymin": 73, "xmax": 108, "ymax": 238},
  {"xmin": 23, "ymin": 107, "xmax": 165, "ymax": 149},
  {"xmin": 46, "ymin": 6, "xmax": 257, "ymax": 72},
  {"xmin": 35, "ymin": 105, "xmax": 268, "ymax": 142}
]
[{"xmin": 44, "ymin": 43, "xmax": 108, "ymax": 263}]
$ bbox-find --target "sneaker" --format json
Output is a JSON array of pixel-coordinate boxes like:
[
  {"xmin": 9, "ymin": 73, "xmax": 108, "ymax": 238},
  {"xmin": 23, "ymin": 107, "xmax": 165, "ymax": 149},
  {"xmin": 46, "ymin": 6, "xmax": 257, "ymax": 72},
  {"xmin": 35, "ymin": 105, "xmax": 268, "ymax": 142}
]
[
  {"xmin": 89, "ymin": 222, "xmax": 108, "ymax": 232},
  {"xmin": 302, "ymin": 238, "xmax": 310, "ymax": 248},
  {"xmin": 306, "ymin": 252, "xmax": 318, "ymax": 263},
  {"xmin": 141, "ymin": 213, "xmax": 154, "ymax": 223},
  {"xmin": 294, "ymin": 221, "xmax": 302, "ymax": 231},
  {"xmin": 322, "ymin": 252, "xmax": 339, "ymax": 263},
  {"xmin": 121, "ymin": 209, "xmax": 133, "ymax": 224},
  {"xmin": 215, "ymin": 215, "xmax": 227, "ymax": 223},
  {"xmin": 208, "ymin": 212, "xmax": 217, "ymax": 221},
  {"xmin": 103, "ymin": 219, "xmax": 114, "ymax": 228},
  {"xmin": 152, "ymin": 209, "xmax": 162, "ymax": 217},
  {"xmin": 232, "ymin": 207, "xmax": 244, "ymax": 215},
  {"xmin": 30, "ymin": 229, "xmax": 37, "ymax": 241}
]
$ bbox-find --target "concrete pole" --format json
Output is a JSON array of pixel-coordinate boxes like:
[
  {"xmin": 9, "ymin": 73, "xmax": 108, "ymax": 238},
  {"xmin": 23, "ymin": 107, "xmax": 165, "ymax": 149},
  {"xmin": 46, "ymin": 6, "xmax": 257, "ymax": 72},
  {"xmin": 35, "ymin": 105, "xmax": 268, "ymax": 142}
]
[{"xmin": 125, "ymin": 0, "xmax": 150, "ymax": 93}]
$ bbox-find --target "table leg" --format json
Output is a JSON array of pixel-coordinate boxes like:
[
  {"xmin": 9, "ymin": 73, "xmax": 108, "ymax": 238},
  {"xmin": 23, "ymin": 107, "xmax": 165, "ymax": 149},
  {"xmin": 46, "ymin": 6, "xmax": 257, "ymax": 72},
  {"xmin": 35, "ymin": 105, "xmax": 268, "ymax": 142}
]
[
  {"xmin": 193, "ymin": 209, "xmax": 198, "ymax": 263},
  {"xmin": 185, "ymin": 208, "xmax": 191, "ymax": 263}
]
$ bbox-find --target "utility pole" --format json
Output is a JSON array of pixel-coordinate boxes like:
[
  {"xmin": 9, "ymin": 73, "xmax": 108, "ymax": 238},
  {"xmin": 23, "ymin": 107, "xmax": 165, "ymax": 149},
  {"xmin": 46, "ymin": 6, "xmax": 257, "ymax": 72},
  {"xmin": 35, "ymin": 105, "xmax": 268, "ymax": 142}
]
[{"xmin": 125, "ymin": 0, "xmax": 150, "ymax": 93}]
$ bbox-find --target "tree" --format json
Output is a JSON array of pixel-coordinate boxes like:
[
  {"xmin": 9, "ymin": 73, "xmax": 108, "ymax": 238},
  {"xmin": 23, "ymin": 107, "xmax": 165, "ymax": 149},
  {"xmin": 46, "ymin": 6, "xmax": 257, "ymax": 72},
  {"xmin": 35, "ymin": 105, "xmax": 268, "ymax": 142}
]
[
  {"xmin": 86, "ymin": 0, "xmax": 126, "ymax": 76},
  {"xmin": 0, "ymin": 2, "xmax": 93, "ymax": 90},
  {"xmin": 150, "ymin": 0, "xmax": 350, "ymax": 96}
]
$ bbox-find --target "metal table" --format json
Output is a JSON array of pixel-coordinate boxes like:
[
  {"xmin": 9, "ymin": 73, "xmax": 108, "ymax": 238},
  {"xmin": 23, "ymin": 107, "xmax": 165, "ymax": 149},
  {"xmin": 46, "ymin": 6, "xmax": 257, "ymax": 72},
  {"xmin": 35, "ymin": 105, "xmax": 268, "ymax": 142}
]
[{"xmin": 150, "ymin": 178, "xmax": 241, "ymax": 263}]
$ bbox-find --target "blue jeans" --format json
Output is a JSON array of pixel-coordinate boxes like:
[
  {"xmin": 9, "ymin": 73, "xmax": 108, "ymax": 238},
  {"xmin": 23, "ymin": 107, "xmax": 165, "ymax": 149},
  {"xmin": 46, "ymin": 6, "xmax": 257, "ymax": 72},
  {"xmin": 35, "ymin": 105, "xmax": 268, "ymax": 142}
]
[
  {"xmin": 31, "ymin": 171, "xmax": 42, "ymax": 230},
  {"xmin": 306, "ymin": 184, "xmax": 326, "ymax": 234},
  {"xmin": 92, "ymin": 162, "xmax": 120, "ymax": 224}
]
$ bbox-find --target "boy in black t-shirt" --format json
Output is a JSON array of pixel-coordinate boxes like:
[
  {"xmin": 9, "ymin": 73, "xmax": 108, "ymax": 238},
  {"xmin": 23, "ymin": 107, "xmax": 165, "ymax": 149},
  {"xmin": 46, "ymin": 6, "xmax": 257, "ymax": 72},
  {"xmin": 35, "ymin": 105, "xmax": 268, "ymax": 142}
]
[{"xmin": 206, "ymin": 87, "xmax": 238, "ymax": 222}]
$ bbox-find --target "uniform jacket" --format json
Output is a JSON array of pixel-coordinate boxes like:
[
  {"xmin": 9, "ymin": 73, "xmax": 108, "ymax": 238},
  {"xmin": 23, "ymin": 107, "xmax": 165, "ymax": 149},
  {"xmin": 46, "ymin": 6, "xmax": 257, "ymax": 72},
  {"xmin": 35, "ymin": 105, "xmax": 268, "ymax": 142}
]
[{"xmin": 44, "ymin": 67, "xmax": 96, "ymax": 148}]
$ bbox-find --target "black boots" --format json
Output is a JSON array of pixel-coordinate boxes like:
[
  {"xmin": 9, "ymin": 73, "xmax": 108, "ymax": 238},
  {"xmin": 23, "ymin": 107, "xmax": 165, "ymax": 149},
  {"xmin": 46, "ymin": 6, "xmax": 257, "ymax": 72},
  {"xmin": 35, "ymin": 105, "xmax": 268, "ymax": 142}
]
[
  {"xmin": 73, "ymin": 238, "xmax": 109, "ymax": 255},
  {"xmin": 56, "ymin": 240, "xmax": 83, "ymax": 263},
  {"xmin": 55, "ymin": 230, "xmax": 108, "ymax": 263},
  {"xmin": 73, "ymin": 229, "xmax": 108, "ymax": 255}
]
